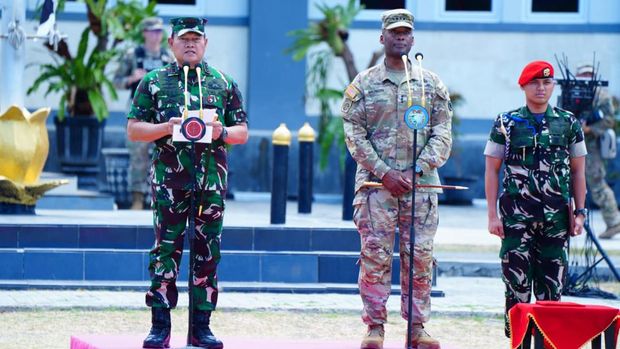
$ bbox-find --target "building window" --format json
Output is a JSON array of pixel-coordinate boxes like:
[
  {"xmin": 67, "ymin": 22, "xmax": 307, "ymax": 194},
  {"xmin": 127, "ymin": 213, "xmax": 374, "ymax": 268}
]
[
  {"xmin": 532, "ymin": 0, "xmax": 578, "ymax": 13},
  {"xmin": 445, "ymin": 0, "xmax": 491, "ymax": 11},
  {"xmin": 156, "ymin": 0, "xmax": 196, "ymax": 4},
  {"xmin": 360, "ymin": 0, "xmax": 405, "ymax": 10}
]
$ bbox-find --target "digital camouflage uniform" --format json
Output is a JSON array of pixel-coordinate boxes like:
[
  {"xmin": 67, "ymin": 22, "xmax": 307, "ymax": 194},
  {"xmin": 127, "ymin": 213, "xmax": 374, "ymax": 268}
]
[
  {"xmin": 115, "ymin": 45, "xmax": 174, "ymax": 195},
  {"xmin": 484, "ymin": 105, "xmax": 587, "ymax": 335},
  {"xmin": 583, "ymin": 89, "xmax": 620, "ymax": 231},
  {"xmin": 128, "ymin": 61, "xmax": 247, "ymax": 311},
  {"xmin": 342, "ymin": 62, "xmax": 452, "ymax": 325}
]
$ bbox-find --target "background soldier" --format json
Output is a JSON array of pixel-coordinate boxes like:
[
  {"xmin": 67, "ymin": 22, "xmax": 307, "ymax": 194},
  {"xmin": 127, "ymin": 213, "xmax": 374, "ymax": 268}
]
[
  {"xmin": 576, "ymin": 64, "xmax": 620, "ymax": 239},
  {"xmin": 342, "ymin": 9, "xmax": 452, "ymax": 349},
  {"xmin": 114, "ymin": 17, "xmax": 173, "ymax": 210},
  {"xmin": 127, "ymin": 17, "xmax": 248, "ymax": 348},
  {"xmin": 484, "ymin": 61, "xmax": 587, "ymax": 338}
]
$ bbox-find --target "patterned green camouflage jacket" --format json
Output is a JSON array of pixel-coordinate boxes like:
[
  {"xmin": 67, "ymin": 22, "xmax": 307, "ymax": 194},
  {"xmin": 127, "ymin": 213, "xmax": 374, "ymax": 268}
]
[
  {"xmin": 341, "ymin": 61, "xmax": 453, "ymax": 203},
  {"xmin": 484, "ymin": 106, "xmax": 587, "ymax": 212},
  {"xmin": 128, "ymin": 61, "xmax": 247, "ymax": 191}
]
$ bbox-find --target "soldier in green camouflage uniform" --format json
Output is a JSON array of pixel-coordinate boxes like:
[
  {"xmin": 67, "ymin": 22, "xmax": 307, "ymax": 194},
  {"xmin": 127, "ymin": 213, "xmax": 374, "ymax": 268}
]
[
  {"xmin": 127, "ymin": 17, "xmax": 248, "ymax": 349},
  {"xmin": 576, "ymin": 64, "xmax": 620, "ymax": 239},
  {"xmin": 114, "ymin": 17, "xmax": 174, "ymax": 210},
  {"xmin": 342, "ymin": 9, "xmax": 452, "ymax": 349},
  {"xmin": 484, "ymin": 61, "xmax": 587, "ymax": 338}
]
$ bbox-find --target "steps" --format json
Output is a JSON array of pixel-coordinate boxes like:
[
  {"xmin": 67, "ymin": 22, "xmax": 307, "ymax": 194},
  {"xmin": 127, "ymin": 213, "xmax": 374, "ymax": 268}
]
[{"xmin": 0, "ymin": 223, "xmax": 458, "ymax": 293}]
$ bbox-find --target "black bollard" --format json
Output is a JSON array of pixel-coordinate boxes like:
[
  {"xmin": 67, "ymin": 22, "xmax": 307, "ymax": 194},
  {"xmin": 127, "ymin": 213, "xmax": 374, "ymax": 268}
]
[
  {"xmin": 298, "ymin": 122, "xmax": 315, "ymax": 214},
  {"xmin": 342, "ymin": 150, "xmax": 356, "ymax": 220},
  {"xmin": 270, "ymin": 123, "xmax": 291, "ymax": 224}
]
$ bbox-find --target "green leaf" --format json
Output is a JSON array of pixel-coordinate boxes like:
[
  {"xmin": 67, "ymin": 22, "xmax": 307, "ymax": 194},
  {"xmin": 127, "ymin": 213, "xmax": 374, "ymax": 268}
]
[
  {"xmin": 87, "ymin": 89, "xmax": 108, "ymax": 122},
  {"xmin": 57, "ymin": 94, "xmax": 67, "ymax": 121}
]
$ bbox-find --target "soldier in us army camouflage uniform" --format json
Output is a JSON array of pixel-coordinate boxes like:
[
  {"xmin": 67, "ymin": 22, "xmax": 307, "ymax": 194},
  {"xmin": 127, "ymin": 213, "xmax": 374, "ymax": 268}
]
[
  {"xmin": 114, "ymin": 17, "xmax": 174, "ymax": 210},
  {"xmin": 127, "ymin": 17, "xmax": 248, "ymax": 349},
  {"xmin": 342, "ymin": 9, "xmax": 452, "ymax": 349},
  {"xmin": 575, "ymin": 64, "xmax": 620, "ymax": 240},
  {"xmin": 484, "ymin": 61, "xmax": 587, "ymax": 339}
]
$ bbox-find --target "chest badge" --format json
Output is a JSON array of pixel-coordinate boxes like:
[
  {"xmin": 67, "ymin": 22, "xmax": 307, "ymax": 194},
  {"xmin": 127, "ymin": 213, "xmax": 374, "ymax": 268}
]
[
  {"xmin": 207, "ymin": 95, "xmax": 216, "ymax": 105},
  {"xmin": 404, "ymin": 105, "xmax": 429, "ymax": 130}
]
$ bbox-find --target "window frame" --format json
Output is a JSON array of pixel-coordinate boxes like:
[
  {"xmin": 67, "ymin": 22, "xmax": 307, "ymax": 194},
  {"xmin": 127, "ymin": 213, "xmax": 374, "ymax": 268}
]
[
  {"xmin": 153, "ymin": 0, "xmax": 205, "ymax": 17},
  {"xmin": 444, "ymin": 0, "xmax": 492, "ymax": 13},
  {"xmin": 523, "ymin": 0, "xmax": 587, "ymax": 24},
  {"xmin": 359, "ymin": 0, "xmax": 406, "ymax": 11},
  {"xmin": 436, "ymin": 0, "xmax": 500, "ymax": 23}
]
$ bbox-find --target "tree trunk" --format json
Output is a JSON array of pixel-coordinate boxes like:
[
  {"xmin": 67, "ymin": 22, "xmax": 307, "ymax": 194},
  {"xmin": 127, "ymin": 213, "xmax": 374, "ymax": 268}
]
[{"xmin": 340, "ymin": 44, "xmax": 358, "ymax": 82}]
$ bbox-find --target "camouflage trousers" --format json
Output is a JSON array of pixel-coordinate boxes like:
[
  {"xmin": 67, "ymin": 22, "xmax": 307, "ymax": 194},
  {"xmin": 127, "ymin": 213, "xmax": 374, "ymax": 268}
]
[
  {"xmin": 499, "ymin": 197, "xmax": 568, "ymax": 337},
  {"xmin": 146, "ymin": 185, "xmax": 224, "ymax": 311},
  {"xmin": 353, "ymin": 189, "xmax": 438, "ymax": 325},
  {"xmin": 127, "ymin": 139, "xmax": 153, "ymax": 194},
  {"xmin": 585, "ymin": 148, "xmax": 620, "ymax": 228}
]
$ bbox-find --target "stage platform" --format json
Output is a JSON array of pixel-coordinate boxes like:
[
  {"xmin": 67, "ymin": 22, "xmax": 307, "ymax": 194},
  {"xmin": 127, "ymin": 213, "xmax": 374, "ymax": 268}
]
[{"xmin": 70, "ymin": 334, "xmax": 458, "ymax": 349}]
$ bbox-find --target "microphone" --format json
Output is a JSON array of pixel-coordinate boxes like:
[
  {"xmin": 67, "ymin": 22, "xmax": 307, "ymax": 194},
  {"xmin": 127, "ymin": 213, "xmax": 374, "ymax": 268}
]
[
  {"xmin": 400, "ymin": 52, "xmax": 408, "ymax": 65},
  {"xmin": 401, "ymin": 53, "xmax": 412, "ymax": 107},
  {"xmin": 182, "ymin": 61, "xmax": 190, "ymax": 118},
  {"xmin": 414, "ymin": 52, "xmax": 424, "ymax": 62},
  {"xmin": 196, "ymin": 66, "xmax": 204, "ymax": 118}
]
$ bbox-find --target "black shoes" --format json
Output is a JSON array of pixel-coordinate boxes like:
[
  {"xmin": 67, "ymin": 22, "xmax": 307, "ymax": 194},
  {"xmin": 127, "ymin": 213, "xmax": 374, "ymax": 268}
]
[
  {"xmin": 191, "ymin": 310, "xmax": 224, "ymax": 349},
  {"xmin": 143, "ymin": 308, "xmax": 171, "ymax": 348}
]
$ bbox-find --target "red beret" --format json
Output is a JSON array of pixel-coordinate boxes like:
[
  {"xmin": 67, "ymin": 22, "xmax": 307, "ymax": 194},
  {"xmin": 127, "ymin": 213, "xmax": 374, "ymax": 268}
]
[{"xmin": 518, "ymin": 61, "xmax": 554, "ymax": 86}]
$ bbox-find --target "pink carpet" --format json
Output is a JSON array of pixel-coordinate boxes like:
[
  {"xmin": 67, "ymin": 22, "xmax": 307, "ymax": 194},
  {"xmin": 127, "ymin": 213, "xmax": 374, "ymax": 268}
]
[{"xmin": 70, "ymin": 334, "xmax": 458, "ymax": 349}]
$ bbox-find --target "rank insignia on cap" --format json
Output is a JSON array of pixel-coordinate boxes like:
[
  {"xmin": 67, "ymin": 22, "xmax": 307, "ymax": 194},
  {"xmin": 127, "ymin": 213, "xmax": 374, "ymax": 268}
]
[
  {"xmin": 543, "ymin": 68, "xmax": 550, "ymax": 77},
  {"xmin": 207, "ymin": 95, "xmax": 216, "ymax": 104}
]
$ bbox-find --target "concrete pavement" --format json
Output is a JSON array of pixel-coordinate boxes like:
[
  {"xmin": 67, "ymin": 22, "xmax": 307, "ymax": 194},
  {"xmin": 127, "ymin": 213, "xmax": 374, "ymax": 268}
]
[{"xmin": 1, "ymin": 194, "xmax": 619, "ymax": 316}]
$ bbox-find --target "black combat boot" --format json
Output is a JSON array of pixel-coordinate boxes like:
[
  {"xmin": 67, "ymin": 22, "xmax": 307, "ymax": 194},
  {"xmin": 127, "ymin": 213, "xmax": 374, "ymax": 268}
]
[
  {"xmin": 143, "ymin": 308, "xmax": 171, "ymax": 348},
  {"xmin": 191, "ymin": 310, "xmax": 224, "ymax": 349}
]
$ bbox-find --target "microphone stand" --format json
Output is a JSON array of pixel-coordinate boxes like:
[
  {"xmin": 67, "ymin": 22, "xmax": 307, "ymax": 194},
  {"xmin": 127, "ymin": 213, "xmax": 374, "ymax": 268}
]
[
  {"xmin": 403, "ymin": 52, "xmax": 427, "ymax": 349},
  {"xmin": 181, "ymin": 63, "xmax": 197, "ymax": 347}
]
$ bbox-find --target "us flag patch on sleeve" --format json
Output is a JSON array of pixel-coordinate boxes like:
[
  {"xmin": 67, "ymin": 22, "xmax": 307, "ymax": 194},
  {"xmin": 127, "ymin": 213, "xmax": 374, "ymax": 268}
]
[{"xmin": 345, "ymin": 84, "xmax": 361, "ymax": 101}]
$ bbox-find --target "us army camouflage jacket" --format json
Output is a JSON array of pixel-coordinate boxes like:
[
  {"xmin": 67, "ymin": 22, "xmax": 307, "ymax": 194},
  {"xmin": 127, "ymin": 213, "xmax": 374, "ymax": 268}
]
[
  {"xmin": 128, "ymin": 61, "xmax": 247, "ymax": 191},
  {"xmin": 585, "ymin": 88, "xmax": 616, "ymax": 147},
  {"xmin": 341, "ymin": 61, "xmax": 453, "ymax": 201},
  {"xmin": 484, "ymin": 106, "xmax": 587, "ymax": 209}
]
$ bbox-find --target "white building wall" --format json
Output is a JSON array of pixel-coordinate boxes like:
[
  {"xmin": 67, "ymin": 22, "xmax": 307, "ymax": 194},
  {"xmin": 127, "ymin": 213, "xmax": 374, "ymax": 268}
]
[
  {"xmin": 306, "ymin": 0, "xmax": 620, "ymax": 120},
  {"xmin": 21, "ymin": 20, "xmax": 249, "ymax": 115}
]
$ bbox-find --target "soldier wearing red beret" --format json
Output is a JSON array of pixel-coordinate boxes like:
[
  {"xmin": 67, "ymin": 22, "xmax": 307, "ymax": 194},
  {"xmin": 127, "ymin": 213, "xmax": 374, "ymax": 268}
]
[{"xmin": 484, "ymin": 60, "xmax": 587, "ymax": 338}]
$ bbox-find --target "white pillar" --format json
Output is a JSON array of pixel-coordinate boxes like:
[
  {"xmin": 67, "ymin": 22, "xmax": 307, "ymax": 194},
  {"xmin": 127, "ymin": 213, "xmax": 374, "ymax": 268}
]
[{"xmin": 0, "ymin": 0, "xmax": 26, "ymax": 114}]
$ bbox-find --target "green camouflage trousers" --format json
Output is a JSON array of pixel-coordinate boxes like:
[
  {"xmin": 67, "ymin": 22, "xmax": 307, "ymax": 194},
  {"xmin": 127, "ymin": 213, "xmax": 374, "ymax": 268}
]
[
  {"xmin": 499, "ymin": 197, "xmax": 568, "ymax": 336},
  {"xmin": 353, "ymin": 189, "xmax": 438, "ymax": 325},
  {"xmin": 585, "ymin": 144, "xmax": 620, "ymax": 228},
  {"xmin": 127, "ymin": 139, "xmax": 153, "ymax": 194},
  {"xmin": 146, "ymin": 186, "xmax": 224, "ymax": 311}
]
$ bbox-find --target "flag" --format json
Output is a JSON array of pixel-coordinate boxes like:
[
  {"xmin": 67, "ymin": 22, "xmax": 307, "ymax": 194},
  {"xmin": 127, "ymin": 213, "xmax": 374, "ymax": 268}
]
[{"xmin": 36, "ymin": 0, "xmax": 55, "ymax": 37}]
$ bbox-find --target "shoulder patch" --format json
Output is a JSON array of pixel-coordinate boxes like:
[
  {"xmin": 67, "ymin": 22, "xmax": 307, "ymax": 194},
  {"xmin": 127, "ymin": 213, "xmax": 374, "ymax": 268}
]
[{"xmin": 345, "ymin": 84, "xmax": 361, "ymax": 102}]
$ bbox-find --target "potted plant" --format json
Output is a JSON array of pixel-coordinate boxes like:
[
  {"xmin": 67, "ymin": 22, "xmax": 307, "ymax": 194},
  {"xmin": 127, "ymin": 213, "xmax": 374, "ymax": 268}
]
[{"xmin": 27, "ymin": 0, "xmax": 156, "ymax": 188}]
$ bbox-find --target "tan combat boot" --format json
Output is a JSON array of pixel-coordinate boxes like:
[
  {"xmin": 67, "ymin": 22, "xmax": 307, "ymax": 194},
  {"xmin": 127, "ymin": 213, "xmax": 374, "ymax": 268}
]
[
  {"xmin": 599, "ymin": 223, "xmax": 620, "ymax": 239},
  {"xmin": 361, "ymin": 324, "xmax": 384, "ymax": 349},
  {"xmin": 408, "ymin": 323, "xmax": 440, "ymax": 349},
  {"xmin": 130, "ymin": 192, "xmax": 145, "ymax": 210}
]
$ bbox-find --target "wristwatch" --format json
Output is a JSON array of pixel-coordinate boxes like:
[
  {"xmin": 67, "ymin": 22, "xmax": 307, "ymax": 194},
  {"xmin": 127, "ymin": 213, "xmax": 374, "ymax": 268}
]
[
  {"xmin": 574, "ymin": 208, "xmax": 588, "ymax": 217},
  {"xmin": 415, "ymin": 164, "xmax": 423, "ymax": 176},
  {"xmin": 220, "ymin": 127, "xmax": 228, "ymax": 142}
]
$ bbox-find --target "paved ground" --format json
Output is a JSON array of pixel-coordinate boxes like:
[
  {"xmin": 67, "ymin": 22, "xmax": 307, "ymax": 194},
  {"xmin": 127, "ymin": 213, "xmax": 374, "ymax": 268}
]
[
  {"xmin": 1, "ymin": 276, "xmax": 618, "ymax": 316},
  {"xmin": 1, "ymin": 195, "xmax": 619, "ymax": 316}
]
